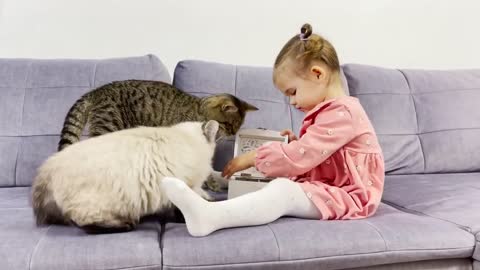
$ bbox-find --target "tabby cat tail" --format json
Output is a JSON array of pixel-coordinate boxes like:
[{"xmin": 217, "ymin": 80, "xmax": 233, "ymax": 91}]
[{"xmin": 58, "ymin": 95, "xmax": 92, "ymax": 151}]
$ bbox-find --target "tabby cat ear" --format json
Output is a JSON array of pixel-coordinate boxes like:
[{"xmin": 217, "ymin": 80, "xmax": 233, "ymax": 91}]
[
  {"xmin": 202, "ymin": 120, "xmax": 220, "ymax": 143},
  {"xmin": 242, "ymin": 101, "xmax": 258, "ymax": 112},
  {"xmin": 221, "ymin": 104, "xmax": 238, "ymax": 113}
]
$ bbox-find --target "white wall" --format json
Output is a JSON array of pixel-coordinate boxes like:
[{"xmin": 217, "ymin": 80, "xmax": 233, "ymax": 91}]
[{"xmin": 0, "ymin": 0, "xmax": 479, "ymax": 74}]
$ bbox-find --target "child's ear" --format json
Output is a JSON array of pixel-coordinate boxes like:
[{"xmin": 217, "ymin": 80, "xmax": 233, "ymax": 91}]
[{"xmin": 310, "ymin": 65, "xmax": 325, "ymax": 80}]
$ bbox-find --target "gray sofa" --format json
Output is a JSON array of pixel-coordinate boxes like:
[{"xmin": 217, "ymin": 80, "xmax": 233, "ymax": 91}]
[{"xmin": 0, "ymin": 55, "xmax": 478, "ymax": 270}]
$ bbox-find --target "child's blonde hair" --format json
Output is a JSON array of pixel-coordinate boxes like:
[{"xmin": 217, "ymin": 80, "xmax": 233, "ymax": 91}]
[{"xmin": 274, "ymin": 23, "xmax": 340, "ymax": 75}]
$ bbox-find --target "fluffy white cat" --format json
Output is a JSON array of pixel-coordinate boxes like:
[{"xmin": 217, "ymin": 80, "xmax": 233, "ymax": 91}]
[{"xmin": 32, "ymin": 120, "xmax": 219, "ymax": 233}]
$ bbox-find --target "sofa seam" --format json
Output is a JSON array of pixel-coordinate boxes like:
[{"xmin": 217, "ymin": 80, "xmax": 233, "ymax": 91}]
[
  {"xmin": 416, "ymin": 136, "xmax": 426, "ymax": 172},
  {"xmin": 234, "ymin": 65, "xmax": 237, "ymax": 96},
  {"xmin": 13, "ymin": 137, "xmax": 20, "ymax": 187},
  {"xmin": 14, "ymin": 61, "xmax": 32, "ymax": 186},
  {"xmin": 236, "ymin": 97, "xmax": 285, "ymax": 104},
  {"xmin": 381, "ymin": 200, "xmax": 473, "ymax": 233},
  {"xmin": 9, "ymin": 85, "xmax": 91, "ymax": 89},
  {"xmin": 161, "ymin": 246, "xmax": 474, "ymax": 268},
  {"xmin": 352, "ymin": 91, "xmax": 411, "ymax": 96},
  {"xmin": 375, "ymin": 127, "xmax": 480, "ymax": 136},
  {"xmin": 1, "ymin": 85, "xmax": 478, "ymax": 95},
  {"xmin": 352, "ymin": 87, "xmax": 480, "ymax": 95},
  {"xmin": 148, "ymin": 54, "xmax": 153, "ymax": 80},
  {"xmin": 91, "ymin": 61, "xmax": 99, "ymax": 88},
  {"xmin": 364, "ymin": 220, "xmax": 388, "ymax": 251},
  {"xmin": 172, "ymin": 61, "xmax": 182, "ymax": 87},
  {"xmin": 386, "ymin": 171, "xmax": 480, "ymax": 177},
  {"xmin": 266, "ymin": 223, "xmax": 281, "ymax": 261},
  {"xmin": 398, "ymin": 69, "xmax": 426, "ymax": 173},
  {"xmin": 288, "ymin": 103, "xmax": 293, "ymax": 131},
  {"xmin": 159, "ymin": 221, "xmax": 166, "ymax": 270},
  {"xmin": 28, "ymin": 225, "xmax": 51, "ymax": 270},
  {"xmin": 87, "ymin": 264, "xmax": 163, "ymax": 270},
  {"xmin": 10, "ymin": 128, "xmax": 480, "ymax": 138},
  {"xmin": 181, "ymin": 92, "xmax": 286, "ymax": 104},
  {"xmin": 385, "ymin": 172, "xmax": 480, "ymax": 177}
]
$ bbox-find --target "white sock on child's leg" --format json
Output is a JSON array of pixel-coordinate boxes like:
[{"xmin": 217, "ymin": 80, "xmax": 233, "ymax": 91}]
[
  {"xmin": 162, "ymin": 177, "xmax": 214, "ymax": 236},
  {"xmin": 162, "ymin": 177, "xmax": 320, "ymax": 237}
]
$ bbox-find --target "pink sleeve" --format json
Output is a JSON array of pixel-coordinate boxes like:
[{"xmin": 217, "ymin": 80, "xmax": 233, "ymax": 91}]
[{"xmin": 255, "ymin": 103, "xmax": 355, "ymax": 177}]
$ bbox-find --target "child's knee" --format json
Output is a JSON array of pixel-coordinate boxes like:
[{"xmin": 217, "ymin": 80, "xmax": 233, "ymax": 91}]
[{"xmin": 268, "ymin": 178, "xmax": 295, "ymax": 190}]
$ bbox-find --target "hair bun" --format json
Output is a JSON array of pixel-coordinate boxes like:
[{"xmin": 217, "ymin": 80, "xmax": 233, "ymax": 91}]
[{"xmin": 300, "ymin": 23, "xmax": 313, "ymax": 39}]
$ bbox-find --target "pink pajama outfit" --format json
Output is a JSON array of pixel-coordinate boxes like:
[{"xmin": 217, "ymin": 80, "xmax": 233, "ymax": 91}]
[{"xmin": 255, "ymin": 96, "xmax": 385, "ymax": 220}]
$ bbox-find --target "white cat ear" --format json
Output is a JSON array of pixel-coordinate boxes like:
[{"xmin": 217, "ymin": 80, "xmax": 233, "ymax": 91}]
[
  {"xmin": 221, "ymin": 104, "xmax": 238, "ymax": 113},
  {"xmin": 202, "ymin": 120, "xmax": 219, "ymax": 143}
]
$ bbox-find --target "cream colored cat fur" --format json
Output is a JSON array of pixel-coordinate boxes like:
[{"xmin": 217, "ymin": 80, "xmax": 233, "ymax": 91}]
[{"xmin": 32, "ymin": 120, "xmax": 219, "ymax": 232}]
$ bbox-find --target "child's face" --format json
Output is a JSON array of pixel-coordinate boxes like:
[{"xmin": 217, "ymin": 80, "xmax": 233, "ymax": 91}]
[{"xmin": 274, "ymin": 64, "xmax": 328, "ymax": 113}]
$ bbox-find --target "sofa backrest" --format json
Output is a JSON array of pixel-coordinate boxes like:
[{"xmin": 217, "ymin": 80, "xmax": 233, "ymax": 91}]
[
  {"xmin": 343, "ymin": 64, "xmax": 480, "ymax": 174},
  {"xmin": 173, "ymin": 60, "xmax": 349, "ymax": 171},
  {"xmin": 0, "ymin": 55, "xmax": 170, "ymax": 187}
]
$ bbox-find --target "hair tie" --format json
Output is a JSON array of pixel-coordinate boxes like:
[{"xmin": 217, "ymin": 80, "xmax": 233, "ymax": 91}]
[{"xmin": 299, "ymin": 33, "xmax": 308, "ymax": 41}]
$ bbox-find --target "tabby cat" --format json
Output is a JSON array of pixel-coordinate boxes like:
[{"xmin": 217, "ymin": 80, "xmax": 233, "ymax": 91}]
[
  {"xmin": 58, "ymin": 80, "xmax": 258, "ymax": 151},
  {"xmin": 33, "ymin": 120, "xmax": 220, "ymax": 233}
]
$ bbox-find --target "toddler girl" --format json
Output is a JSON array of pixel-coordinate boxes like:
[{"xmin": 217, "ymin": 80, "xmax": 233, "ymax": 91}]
[{"xmin": 163, "ymin": 23, "xmax": 385, "ymax": 237}]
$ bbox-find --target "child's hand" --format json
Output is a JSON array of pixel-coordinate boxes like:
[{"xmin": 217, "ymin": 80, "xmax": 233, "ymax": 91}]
[
  {"xmin": 222, "ymin": 150, "xmax": 256, "ymax": 179},
  {"xmin": 280, "ymin": 129, "xmax": 297, "ymax": 142}
]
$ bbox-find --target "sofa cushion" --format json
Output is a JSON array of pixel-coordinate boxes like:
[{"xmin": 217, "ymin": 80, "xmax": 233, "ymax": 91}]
[
  {"xmin": 0, "ymin": 55, "xmax": 170, "ymax": 187},
  {"xmin": 343, "ymin": 64, "xmax": 480, "ymax": 175},
  {"xmin": 0, "ymin": 186, "xmax": 31, "ymax": 208},
  {"xmin": 382, "ymin": 173, "xmax": 480, "ymax": 234},
  {"xmin": 0, "ymin": 187, "xmax": 163, "ymax": 270},
  {"xmin": 172, "ymin": 60, "xmax": 349, "ymax": 170},
  {"xmin": 161, "ymin": 204, "xmax": 474, "ymax": 270}
]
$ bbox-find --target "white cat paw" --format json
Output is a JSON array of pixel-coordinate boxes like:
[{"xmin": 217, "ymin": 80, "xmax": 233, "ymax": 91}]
[{"xmin": 211, "ymin": 170, "xmax": 229, "ymax": 189}]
